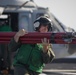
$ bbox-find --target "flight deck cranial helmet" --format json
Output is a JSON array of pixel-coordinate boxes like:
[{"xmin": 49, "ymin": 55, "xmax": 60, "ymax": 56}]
[{"xmin": 34, "ymin": 16, "xmax": 52, "ymax": 31}]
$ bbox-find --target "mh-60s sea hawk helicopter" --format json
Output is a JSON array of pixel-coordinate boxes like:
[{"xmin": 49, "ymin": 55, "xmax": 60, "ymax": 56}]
[{"xmin": 0, "ymin": 0, "xmax": 76, "ymax": 74}]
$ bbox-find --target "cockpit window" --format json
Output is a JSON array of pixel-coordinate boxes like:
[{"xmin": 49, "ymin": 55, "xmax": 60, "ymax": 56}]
[{"xmin": 52, "ymin": 25, "xmax": 60, "ymax": 32}]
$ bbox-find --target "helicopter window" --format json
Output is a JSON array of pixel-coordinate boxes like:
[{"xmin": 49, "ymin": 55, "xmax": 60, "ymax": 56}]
[
  {"xmin": 53, "ymin": 16, "xmax": 65, "ymax": 31},
  {"xmin": 52, "ymin": 25, "xmax": 60, "ymax": 32},
  {"xmin": 19, "ymin": 16, "xmax": 29, "ymax": 31}
]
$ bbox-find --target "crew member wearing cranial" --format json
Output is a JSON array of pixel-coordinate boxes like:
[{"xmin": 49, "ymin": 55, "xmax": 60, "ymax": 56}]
[{"xmin": 8, "ymin": 16, "xmax": 55, "ymax": 75}]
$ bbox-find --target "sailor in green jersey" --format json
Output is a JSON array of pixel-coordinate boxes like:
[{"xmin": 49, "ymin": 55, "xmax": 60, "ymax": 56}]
[{"xmin": 8, "ymin": 16, "xmax": 55, "ymax": 75}]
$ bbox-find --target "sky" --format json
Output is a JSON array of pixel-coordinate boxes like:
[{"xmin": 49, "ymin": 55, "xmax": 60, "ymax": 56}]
[{"xmin": 34, "ymin": 0, "xmax": 76, "ymax": 30}]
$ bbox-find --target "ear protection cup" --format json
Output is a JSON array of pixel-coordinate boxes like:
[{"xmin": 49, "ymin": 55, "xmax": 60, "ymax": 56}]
[
  {"xmin": 34, "ymin": 21, "xmax": 40, "ymax": 28},
  {"xmin": 34, "ymin": 20, "xmax": 40, "ymax": 31}
]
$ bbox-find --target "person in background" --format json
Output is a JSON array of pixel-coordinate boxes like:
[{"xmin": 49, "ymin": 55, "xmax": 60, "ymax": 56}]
[
  {"xmin": 0, "ymin": 20, "xmax": 12, "ymax": 74},
  {"xmin": 8, "ymin": 16, "xmax": 55, "ymax": 75}
]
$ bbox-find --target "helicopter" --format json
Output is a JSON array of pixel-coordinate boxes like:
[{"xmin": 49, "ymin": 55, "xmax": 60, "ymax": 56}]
[{"xmin": 0, "ymin": 0, "xmax": 76, "ymax": 74}]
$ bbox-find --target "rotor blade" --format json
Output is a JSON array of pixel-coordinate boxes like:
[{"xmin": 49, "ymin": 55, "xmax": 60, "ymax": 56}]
[{"xmin": 0, "ymin": 32, "xmax": 76, "ymax": 44}]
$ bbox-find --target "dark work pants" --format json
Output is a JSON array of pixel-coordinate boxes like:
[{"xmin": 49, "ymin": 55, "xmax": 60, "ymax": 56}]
[{"xmin": 14, "ymin": 65, "xmax": 40, "ymax": 75}]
